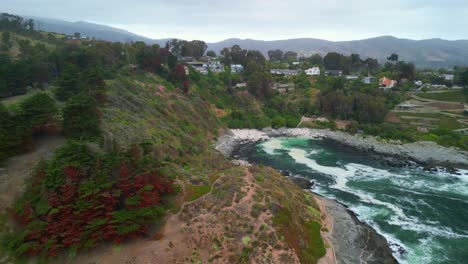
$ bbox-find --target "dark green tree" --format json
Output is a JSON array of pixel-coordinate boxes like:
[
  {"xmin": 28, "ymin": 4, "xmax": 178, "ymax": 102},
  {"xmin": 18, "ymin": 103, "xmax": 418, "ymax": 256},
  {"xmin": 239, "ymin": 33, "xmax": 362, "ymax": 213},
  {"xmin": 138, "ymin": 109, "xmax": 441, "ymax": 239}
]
[
  {"xmin": 19, "ymin": 92, "xmax": 58, "ymax": 129},
  {"xmin": 62, "ymin": 93, "xmax": 100, "ymax": 140},
  {"xmin": 206, "ymin": 50, "xmax": 217, "ymax": 58},
  {"xmin": 267, "ymin": 49, "xmax": 284, "ymax": 61}
]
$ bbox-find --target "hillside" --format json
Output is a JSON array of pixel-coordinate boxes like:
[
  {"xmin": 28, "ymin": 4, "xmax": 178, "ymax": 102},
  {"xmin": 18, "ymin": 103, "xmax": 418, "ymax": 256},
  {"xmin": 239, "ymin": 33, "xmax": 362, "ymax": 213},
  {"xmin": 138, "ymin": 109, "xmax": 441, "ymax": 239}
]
[
  {"xmin": 19, "ymin": 16, "xmax": 468, "ymax": 68},
  {"xmin": 207, "ymin": 36, "xmax": 468, "ymax": 68},
  {"xmin": 30, "ymin": 16, "xmax": 154, "ymax": 43},
  {"xmin": 0, "ymin": 68, "xmax": 327, "ymax": 263}
]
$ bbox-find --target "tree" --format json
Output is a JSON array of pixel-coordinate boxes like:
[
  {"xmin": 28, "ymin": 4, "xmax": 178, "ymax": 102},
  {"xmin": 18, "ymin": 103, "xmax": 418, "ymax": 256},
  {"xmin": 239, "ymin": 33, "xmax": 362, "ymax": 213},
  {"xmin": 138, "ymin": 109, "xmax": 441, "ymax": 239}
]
[
  {"xmin": 364, "ymin": 58, "xmax": 379, "ymax": 74},
  {"xmin": 323, "ymin": 52, "xmax": 342, "ymax": 70},
  {"xmin": 188, "ymin": 40, "xmax": 207, "ymax": 59},
  {"xmin": 206, "ymin": 50, "xmax": 217, "ymax": 58},
  {"xmin": 460, "ymin": 69, "xmax": 468, "ymax": 101},
  {"xmin": 55, "ymin": 66, "xmax": 83, "ymax": 101},
  {"xmin": 397, "ymin": 62, "xmax": 415, "ymax": 80},
  {"xmin": 1, "ymin": 31, "xmax": 11, "ymax": 51},
  {"xmin": 230, "ymin": 45, "xmax": 247, "ymax": 65},
  {"xmin": 307, "ymin": 54, "xmax": 323, "ymax": 66},
  {"xmin": 283, "ymin": 51, "xmax": 298, "ymax": 62},
  {"xmin": 74, "ymin": 32, "xmax": 81, "ymax": 39},
  {"xmin": 245, "ymin": 61, "xmax": 272, "ymax": 98},
  {"xmin": 0, "ymin": 103, "xmax": 26, "ymax": 161},
  {"xmin": 267, "ymin": 49, "xmax": 284, "ymax": 61},
  {"xmin": 387, "ymin": 53, "xmax": 399, "ymax": 63},
  {"xmin": 19, "ymin": 92, "xmax": 58, "ymax": 130},
  {"xmin": 246, "ymin": 50, "xmax": 266, "ymax": 65},
  {"xmin": 62, "ymin": 93, "xmax": 100, "ymax": 139}
]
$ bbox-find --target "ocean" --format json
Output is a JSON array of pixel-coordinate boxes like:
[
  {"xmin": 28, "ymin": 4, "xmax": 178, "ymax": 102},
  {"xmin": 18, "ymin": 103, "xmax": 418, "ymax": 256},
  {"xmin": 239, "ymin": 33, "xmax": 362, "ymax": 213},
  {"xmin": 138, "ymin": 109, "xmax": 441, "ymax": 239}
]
[{"xmin": 234, "ymin": 137, "xmax": 468, "ymax": 264}]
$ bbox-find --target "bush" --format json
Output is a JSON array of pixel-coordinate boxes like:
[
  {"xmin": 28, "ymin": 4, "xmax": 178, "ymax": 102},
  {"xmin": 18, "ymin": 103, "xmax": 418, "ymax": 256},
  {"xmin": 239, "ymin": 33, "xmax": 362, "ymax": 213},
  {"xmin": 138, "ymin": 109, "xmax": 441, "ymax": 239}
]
[
  {"xmin": 0, "ymin": 104, "xmax": 27, "ymax": 161},
  {"xmin": 19, "ymin": 92, "xmax": 58, "ymax": 130},
  {"xmin": 3, "ymin": 143, "xmax": 174, "ymax": 258},
  {"xmin": 62, "ymin": 93, "xmax": 100, "ymax": 140}
]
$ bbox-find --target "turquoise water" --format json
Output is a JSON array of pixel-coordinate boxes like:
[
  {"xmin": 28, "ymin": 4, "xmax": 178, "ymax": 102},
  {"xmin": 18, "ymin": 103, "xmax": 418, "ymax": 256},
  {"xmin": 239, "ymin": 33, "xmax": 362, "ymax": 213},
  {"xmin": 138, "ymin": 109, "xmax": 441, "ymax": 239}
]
[{"xmin": 236, "ymin": 137, "xmax": 468, "ymax": 264}]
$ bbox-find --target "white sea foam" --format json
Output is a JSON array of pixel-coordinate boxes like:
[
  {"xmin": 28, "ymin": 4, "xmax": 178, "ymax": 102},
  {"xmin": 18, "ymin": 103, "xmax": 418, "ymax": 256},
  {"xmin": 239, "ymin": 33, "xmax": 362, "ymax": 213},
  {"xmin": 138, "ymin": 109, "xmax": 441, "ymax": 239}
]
[{"xmin": 260, "ymin": 138, "xmax": 286, "ymax": 155}]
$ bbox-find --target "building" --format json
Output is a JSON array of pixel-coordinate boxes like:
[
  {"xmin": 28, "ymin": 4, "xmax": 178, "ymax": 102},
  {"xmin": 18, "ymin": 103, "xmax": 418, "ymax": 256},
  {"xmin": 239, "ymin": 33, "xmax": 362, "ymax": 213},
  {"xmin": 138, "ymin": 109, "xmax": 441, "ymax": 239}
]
[
  {"xmin": 231, "ymin": 64, "xmax": 244, "ymax": 73},
  {"xmin": 305, "ymin": 67, "xmax": 320, "ymax": 76},
  {"xmin": 414, "ymin": 80, "xmax": 423, "ymax": 86},
  {"xmin": 395, "ymin": 102, "xmax": 420, "ymax": 111},
  {"xmin": 325, "ymin": 70, "xmax": 343, "ymax": 76},
  {"xmin": 207, "ymin": 61, "xmax": 224, "ymax": 73},
  {"xmin": 362, "ymin": 76, "xmax": 376, "ymax": 84},
  {"xmin": 180, "ymin": 56, "xmax": 195, "ymax": 63},
  {"xmin": 272, "ymin": 83, "xmax": 295, "ymax": 93},
  {"xmin": 188, "ymin": 62, "xmax": 209, "ymax": 74},
  {"xmin": 379, "ymin": 77, "xmax": 397, "ymax": 91},
  {"xmin": 270, "ymin": 69, "xmax": 300, "ymax": 76},
  {"xmin": 346, "ymin": 75, "xmax": 359, "ymax": 80},
  {"xmin": 442, "ymin": 74, "xmax": 455, "ymax": 81},
  {"xmin": 235, "ymin": 83, "xmax": 247, "ymax": 88},
  {"xmin": 292, "ymin": 62, "xmax": 300, "ymax": 66}
]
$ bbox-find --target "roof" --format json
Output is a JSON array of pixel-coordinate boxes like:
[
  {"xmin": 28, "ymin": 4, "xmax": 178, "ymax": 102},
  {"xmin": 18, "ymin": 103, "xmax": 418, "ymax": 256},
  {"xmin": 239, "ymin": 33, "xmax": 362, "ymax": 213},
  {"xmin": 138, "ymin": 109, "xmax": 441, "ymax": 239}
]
[{"xmin": 380, "ymin": 77, "xmax": 396, "ymax": 86}]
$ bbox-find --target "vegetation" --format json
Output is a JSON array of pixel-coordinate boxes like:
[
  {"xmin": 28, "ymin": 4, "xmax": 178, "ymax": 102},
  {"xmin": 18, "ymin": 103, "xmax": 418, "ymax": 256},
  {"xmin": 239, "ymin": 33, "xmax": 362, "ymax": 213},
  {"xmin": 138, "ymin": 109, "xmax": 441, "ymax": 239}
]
[
  {"xmin": 2, "ymin": 141, "xmax": 174, "ymax": 259},
  {"xmin": 416, "ymin": 90, "xmax": 466, "ymax": 103}
]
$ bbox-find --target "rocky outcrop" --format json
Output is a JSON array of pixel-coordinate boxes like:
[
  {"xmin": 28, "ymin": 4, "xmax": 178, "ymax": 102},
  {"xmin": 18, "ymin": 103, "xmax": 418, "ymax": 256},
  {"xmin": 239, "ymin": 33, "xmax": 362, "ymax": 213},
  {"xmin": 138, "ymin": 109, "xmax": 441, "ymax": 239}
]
[{"xmin": 318, "ymin": 196, "xmax": 398, "ymax": 264}]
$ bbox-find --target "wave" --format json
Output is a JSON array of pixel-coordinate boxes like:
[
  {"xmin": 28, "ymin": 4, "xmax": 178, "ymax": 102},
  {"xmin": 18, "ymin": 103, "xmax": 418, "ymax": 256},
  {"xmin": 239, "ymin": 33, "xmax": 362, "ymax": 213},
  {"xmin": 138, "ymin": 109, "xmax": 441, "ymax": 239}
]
[{"xmin": 258, "ymin": 137, "xmax": 468, "ymax": 264}]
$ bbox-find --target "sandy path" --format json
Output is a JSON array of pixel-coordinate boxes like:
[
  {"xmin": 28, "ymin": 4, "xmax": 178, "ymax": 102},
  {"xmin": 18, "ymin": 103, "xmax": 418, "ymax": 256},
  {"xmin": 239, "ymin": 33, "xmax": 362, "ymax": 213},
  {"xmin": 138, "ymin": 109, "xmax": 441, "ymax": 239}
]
[{"xmin": 0, "ymin": 135, "xmax": 65, "ymax": 212}]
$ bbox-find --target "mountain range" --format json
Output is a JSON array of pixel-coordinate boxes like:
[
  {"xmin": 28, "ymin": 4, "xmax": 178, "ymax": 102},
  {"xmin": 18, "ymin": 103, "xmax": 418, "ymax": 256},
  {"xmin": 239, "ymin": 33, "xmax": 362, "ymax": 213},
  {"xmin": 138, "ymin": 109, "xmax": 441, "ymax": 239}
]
[{"xmin": 30, "ymin": 16, "xmax": 468, "ymax": 68}]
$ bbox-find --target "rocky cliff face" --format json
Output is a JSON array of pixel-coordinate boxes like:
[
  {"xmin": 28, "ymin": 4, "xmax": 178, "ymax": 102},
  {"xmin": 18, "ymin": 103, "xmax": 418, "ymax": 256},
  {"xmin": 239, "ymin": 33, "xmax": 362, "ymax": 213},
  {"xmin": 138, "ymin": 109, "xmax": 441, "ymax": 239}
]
[{"xmin": 318, "ymin": 197, "xmax": 397, "ymax": 264}]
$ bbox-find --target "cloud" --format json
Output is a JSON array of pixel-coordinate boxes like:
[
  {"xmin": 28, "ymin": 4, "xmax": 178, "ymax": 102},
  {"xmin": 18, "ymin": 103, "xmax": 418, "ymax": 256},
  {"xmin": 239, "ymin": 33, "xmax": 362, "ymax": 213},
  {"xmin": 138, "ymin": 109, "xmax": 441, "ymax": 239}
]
[{"xmin": 2, "ymin": 0, "xmax": 468, "ymax": 41}]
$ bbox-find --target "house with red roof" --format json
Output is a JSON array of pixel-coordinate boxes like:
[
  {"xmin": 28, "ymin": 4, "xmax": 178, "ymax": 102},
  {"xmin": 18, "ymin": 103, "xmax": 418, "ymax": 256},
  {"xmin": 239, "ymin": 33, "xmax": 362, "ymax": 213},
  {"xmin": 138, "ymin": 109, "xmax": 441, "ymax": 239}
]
[{"xmin": 379, "ymin": 77, "xmax": 397, "ymax": 91}]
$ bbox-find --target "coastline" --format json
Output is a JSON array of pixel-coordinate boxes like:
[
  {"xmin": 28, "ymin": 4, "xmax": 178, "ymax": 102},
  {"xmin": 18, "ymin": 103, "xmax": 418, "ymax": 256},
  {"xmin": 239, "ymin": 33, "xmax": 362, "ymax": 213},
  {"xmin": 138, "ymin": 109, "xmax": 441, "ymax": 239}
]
[
  {"xmin": 215, "ymin": 128, "xmax": 403, "ymax": 264},
  {"xmin": 314, "ymin": 195, "xmax": 397, "ymax": 264},
  {"xmin": 216, "ymin": 128, "xmax": 468, "ymax": 170}
]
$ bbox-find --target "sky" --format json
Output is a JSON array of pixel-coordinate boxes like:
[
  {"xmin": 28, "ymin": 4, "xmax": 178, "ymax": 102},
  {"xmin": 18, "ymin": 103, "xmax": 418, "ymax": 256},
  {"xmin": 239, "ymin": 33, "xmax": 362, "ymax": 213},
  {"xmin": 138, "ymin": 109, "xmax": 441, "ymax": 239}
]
[{"xmin": 3, "ymin": 0, "xmax": 468, "ymax": 42}]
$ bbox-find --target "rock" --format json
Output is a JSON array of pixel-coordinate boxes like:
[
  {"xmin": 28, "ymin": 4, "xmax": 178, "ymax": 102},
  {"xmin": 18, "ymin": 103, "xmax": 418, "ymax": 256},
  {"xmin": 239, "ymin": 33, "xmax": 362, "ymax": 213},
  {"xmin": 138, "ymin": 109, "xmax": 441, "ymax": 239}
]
[
  {"xmin": 319, "ymin": 196, "xmax": 398, "ymax": 264},
  {"xmin": 290, "ymin": 177, "xmax": 313, "ymax": 189}
]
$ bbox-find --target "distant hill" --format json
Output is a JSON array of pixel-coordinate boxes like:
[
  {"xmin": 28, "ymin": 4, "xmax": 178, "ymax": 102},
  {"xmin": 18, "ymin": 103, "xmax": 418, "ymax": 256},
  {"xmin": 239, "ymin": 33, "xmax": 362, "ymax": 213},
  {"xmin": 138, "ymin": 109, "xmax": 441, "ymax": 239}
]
[
  {"xmin": 30, "ymin": 16, "xmax": 154, "ymax": 43},
  {"xmin": 26, "ymin": 16, "xmax": 468, "ymax": 68},
  {"xmin": 206, "ymin": 37, "xmax": 468, "ymax": 68}
]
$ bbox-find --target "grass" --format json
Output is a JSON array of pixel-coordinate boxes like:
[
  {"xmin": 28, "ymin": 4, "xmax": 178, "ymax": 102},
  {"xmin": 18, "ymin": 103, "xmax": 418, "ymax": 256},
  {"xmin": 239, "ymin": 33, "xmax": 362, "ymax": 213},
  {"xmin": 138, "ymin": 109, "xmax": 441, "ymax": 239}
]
[
  {"xmin": 184, "ymin": 184, "xmax": 211, "ymax": 202},
  {"xmin": 272, "ymin": 208, "xmax": 325, "ymax": 264},
  {"xmin": 417, "ymin": 90, "xmax": 466, "ymax": 103},
  {"xmin": 395, "ymin": 112, "xmax": 466, "ymax": 130}
]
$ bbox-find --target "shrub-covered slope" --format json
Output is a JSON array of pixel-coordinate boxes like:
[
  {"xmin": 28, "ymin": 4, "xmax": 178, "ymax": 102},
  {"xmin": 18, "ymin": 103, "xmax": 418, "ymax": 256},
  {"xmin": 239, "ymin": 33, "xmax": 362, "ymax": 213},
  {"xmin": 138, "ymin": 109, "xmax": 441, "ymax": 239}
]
[{"xmin": 1, "ymin": 69, "xmax": 326, "ymax": 263}]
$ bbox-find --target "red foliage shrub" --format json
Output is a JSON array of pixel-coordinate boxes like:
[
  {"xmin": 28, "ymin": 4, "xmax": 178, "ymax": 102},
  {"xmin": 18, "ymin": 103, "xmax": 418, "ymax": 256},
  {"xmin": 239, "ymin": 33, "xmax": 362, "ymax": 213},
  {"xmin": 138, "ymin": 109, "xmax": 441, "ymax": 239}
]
[{"xmin": 11, "ymin": 153, "xmax": 174, "ymax": 257}]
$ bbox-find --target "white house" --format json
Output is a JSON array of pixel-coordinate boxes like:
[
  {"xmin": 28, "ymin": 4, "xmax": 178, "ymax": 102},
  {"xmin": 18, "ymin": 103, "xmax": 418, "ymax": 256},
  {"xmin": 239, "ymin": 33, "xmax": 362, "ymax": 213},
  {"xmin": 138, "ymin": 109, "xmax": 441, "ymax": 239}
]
[
  {"xmin": 270, "ymin": 69, "xmax": 300, "ymax": 76},
  {"xmin": 305, "ymin": 67, "xmax": 320, "ymax": 76},
  {"xmin": 362, "ymin": 76, "xmax": 376, "ymax": 84},
  {"xmin": 414, "ymin": 80, "xmax": 423, "ymax": 86},
  {"xmin": 346, "ymin": 75, "xmax": 359, "ymax": 80},
  {"xmin": 442, "ymin": 74, "xmax": 455, "ymax": 81},
  {"xmin": 231, "ymin": 64, "xmax": 244, "ymax": 73}
]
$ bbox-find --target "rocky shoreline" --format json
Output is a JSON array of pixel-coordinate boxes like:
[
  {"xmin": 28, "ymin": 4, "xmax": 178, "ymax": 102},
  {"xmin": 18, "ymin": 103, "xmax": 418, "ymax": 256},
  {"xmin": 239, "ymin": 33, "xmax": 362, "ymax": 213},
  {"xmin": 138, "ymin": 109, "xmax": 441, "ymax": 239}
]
[
  {"xmin": 315, "ymin": 195, "xmax": 398, "ymax": 264},
  {"xmin": 216, "ymin": 128, "xmax": 403, "ymax": 263},
  {"xmin": 215, "ymin": 128, "xmax": 468, "ymax": 264},
  {"xmin": 216, "ymin": 128, "xmax": 468, "ymax": 170}
]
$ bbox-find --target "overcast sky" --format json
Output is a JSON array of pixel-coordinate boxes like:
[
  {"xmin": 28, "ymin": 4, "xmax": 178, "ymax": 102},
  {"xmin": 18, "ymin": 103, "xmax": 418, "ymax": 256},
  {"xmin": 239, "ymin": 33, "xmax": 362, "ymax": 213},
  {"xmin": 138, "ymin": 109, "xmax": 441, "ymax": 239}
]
[{"xmin": 3, "ymin": 0, "xmax": 468, "ymax": 42}]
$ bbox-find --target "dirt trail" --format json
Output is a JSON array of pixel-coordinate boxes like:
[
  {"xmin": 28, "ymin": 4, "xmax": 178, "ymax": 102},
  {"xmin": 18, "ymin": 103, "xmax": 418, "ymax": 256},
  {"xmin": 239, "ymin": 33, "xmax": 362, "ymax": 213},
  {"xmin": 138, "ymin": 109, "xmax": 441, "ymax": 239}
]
[
  {"xmin": 67, "ymin": 167, "xmax": 300, "ymax": 264},
  {"xmin": 0, "ymin": 135, "xmax": 65, "ymax": 212},
  {"xmin": 315, "ymin": 195, "xmax": 337, "ymax": 264}
]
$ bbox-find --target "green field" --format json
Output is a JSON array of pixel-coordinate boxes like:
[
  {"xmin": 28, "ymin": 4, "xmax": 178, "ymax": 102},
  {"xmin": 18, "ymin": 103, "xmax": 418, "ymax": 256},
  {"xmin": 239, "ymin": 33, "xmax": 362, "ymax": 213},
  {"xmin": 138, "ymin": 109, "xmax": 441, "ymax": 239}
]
[
  {"xmin": 417, "ymin": 91, "xmax": 466, "ymax": 103},
  {"xmin": 395, "ymin": 112, "xmax": 467, "ymax": 130}
]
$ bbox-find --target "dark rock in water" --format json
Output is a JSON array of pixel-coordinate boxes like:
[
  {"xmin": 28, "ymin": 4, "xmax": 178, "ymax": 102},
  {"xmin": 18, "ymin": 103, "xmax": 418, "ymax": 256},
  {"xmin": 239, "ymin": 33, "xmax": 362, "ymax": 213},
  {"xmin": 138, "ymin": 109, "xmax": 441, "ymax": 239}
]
[
  {"xmin": 291, "ymin": 177, "xmax": 313, "ymax": 189},
  {"xmin": 280, "ymin": 170, "xmax": 290, "ymax": 177},
  {"xmin": 446, "ymin": 167, "xmax": 458, "ymax": 174}
]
